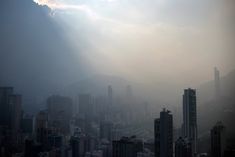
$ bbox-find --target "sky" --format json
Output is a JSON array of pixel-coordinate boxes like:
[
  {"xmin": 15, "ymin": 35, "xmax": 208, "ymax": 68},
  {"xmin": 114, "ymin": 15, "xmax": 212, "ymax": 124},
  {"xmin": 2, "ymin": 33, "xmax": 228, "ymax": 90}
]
[
  {"xmin": 0, "ymin": 0, "xmax": 234, "ymax": 128},
  {"xmin": 32, "ymin": 0, "xmax": 235, "ymax": 87}
]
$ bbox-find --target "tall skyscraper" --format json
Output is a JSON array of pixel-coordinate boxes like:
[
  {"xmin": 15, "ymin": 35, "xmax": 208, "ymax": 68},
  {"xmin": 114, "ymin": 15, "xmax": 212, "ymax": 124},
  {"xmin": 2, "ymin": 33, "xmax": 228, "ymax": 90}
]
[
  {"xmin": 47, "ymin": 95, "xmax": 73, "ymax": 134},
  {"xmin": 0, "ymin": 87, "xmax": 22, "ymax": 143},
  {"xmin": 154, "ymin": 108, "xmax": 173, "ymax": 157},
  {"xmin": 8, "ymin": 94, "xmax": 22, "ymax": 139},
  {"xmin": 214, "ymin": 67, "xmax": 221, "ymax": 98},
  {"xmin": 100, "ymin": 121, "xmax": 113, "ymax": 141},
  {"xmin": 182, "ymin": 88, "xmax": 197, "ymax": 156},
  {"xmin": 211, "ymin": 122, "xmax": 226, "ymax": 157},
  {"xmin": 35, "ymin": 110, "xmax": 49, "ymax": 144},
  {"xmin": 0, "ymin": 87, "xmax": 14, "ymax": 127},
  {"xmin": 71, "ymin": 128, "xmax": 96, "ymax": 157}
]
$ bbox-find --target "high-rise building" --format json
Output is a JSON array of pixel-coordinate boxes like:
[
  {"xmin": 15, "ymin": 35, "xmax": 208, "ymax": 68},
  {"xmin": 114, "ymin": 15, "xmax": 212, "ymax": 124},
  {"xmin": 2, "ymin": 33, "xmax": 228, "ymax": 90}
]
[
  {"xmin": 182, "ymin": 88, "xmax": 197, "ymax": 156},
  {"xmin": 154, "ymin": 108, "xmax": 173, "ymax": 157},
  {"xmin": 214, "ymin": 67, "xmax": 221, "ymax": 98},
  {"xmin": 47, "ymin": 95, "xmax": 73, "ymax": 134},
  {"xmin": 175, "ymin": 137, "xmax": 192, "ymax": 157},
  {"xmin": 0, "ymin": 87, "xmax": 22, "ymax": 144},
  {"xmin": 24, "ymin": 139, "xmax": 43, "ymax": 157},
  {"xmin": 9, "ymin": 95, "xmax": 22, "ymax": 130},
  {"xmin": 35, "ymin": 110, "xmax": 49, "ymax": 144},
  {"xmin": 71, "ymin": 128, "xmax": 96, "ymax": 157},
  {"xmin": 21, "ymin": 115, "xmax": 34, "ymax": 134},
  {"xmin": 113, "ymin": 136, "xmax": 143, "ymax": 157},
  {"xmin": 48, "ymin": 134, "xmax": 63, "ymax": 149},
  {"xmin": 100, "ymin": 121, "xmax": 113, "ymax": 141},
  {"xmin": 8, "ymin": 94, "xmax": 22, "ymax": 141},
  {"xmin": 211, "ymin": 122, "xmax": 226, "ymax": 157},
  {"xmin": 0, "ymin": 87, "xmax": 14, "ymax": 127}
]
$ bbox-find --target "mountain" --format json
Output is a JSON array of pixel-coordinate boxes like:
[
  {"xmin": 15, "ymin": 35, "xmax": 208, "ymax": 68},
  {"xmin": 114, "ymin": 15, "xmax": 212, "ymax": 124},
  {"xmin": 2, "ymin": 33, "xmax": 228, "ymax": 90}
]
[
  {"xmin": 62, "ymin": 74, "xmax": 132, "ymax": 97},
  {"xmin": 197, "ymin": 69, "xmax": 235, "ymax": 137},
  {"xmin": 0, "ymin": 0, "xmax": 88, "ymax": 107}
]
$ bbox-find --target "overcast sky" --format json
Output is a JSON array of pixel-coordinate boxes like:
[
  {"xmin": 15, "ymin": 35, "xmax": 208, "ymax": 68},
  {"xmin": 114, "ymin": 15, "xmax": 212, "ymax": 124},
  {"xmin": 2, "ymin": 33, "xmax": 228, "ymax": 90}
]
[{"xmin": 32, "ymin": 0, "xmax": 235, "ymax": 88}]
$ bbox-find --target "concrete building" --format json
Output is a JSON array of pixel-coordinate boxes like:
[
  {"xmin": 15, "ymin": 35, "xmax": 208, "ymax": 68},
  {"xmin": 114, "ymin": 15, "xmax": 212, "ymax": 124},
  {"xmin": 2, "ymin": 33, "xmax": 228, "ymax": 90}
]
[
  {"xmin": 175, "ymin": 137, "xmax": 192, "ymax": 157},
  {"xmin": 182, "ymin": 88, "xmax": 197, "ymax": 156},
  {"xmin": 47, "ymin": 95, "xmax": 73, "ymax": 134},
  {"xmin": 154, "ymin": 108, "xmax": 173, "ymax": 157},
  {"xmin": 113, "ymin": 136, "xmax": 143, "ymax": 157},
  {"xmin": 211, "ymin": 122, "xmax": 226, "ymax": 157}
]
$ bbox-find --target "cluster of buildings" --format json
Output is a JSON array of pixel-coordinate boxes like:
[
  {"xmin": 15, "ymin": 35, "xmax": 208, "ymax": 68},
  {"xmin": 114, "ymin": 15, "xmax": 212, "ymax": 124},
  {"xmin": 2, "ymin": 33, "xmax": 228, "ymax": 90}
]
[{"xmin": 0, "ymin": 68, "xmax": 234, "ymax": 157}]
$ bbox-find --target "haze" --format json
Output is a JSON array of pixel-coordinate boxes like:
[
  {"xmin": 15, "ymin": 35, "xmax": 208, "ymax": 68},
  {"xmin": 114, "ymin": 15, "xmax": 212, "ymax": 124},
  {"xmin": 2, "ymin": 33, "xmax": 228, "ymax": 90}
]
[
  {"xmin": 0, "ymin": 0, "xmax": 234, "ymax": 104},
  {"xmin": 33, "ymin": 0, "xmax": 235, "ymax": 86}
]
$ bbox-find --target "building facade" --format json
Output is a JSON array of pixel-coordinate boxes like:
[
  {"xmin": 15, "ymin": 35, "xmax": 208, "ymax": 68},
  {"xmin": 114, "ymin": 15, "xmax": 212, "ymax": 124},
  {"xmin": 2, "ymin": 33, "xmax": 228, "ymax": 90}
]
[
  {"xmin": 154, "ymin": 108, "xmax": 173, "ymax": 157},
  {"xmin": 211, "ymin": 122, "xmax": 226, "ymax": 157},
  {"xmin": 182, "ymin": 88, "xmax": 197, "ymax": 156}
]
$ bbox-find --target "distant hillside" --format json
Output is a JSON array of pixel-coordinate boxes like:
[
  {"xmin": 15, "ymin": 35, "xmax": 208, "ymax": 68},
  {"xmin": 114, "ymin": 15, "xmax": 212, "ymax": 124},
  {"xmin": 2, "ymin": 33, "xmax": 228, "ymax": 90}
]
[
  {"xmin": 197, "ymin": 69, "xmax": 235, "ymax": 137},
  {"xmin": 0, "ymin": 0, "xmax": 89, "ymax": 108},
  {"xmin": 61, "ymin": 74, "xmax": 132, "ymax": 98},
  {"xmin": 198, "ymin": 69, "xmax": 235, "ymax": 103}
]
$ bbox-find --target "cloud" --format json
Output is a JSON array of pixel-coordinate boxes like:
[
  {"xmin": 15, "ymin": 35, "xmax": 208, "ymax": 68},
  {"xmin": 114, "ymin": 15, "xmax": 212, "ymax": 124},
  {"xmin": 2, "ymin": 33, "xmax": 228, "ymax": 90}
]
[
  {"xmin": 33, "ymin": 0, "xmax": 100, "ymax": 19},
  {"xmin": 32, "ymin": 0, "xmax": 235, "ymax": 86}
]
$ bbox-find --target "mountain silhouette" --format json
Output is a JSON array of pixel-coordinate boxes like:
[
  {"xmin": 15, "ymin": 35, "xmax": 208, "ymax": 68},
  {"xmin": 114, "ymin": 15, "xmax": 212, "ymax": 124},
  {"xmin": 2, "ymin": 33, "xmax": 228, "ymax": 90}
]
[{"xmin": 0, "ymin": 0, "xmax": 88, "ymax": 106}]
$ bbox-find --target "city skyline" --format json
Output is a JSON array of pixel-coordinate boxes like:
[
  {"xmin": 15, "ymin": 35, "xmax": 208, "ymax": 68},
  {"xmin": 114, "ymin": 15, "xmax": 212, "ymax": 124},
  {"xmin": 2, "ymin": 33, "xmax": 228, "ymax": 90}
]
[{"xmin": 0, "ymin": 0, "xmax": 234, "ymax": 157}]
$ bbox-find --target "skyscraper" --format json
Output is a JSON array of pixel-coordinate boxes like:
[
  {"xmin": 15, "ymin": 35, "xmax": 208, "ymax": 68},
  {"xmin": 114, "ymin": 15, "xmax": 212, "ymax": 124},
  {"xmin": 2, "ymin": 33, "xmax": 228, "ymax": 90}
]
[
  {"xmin": 0, "ymin": 87, "xmax": 14, "ymax": 127},
  {"xmin": 100, "ymin": 121, "xmax": 113, "ymax": 141},
  {"xmin": 0, "ymin": 87, "xmax": 22, "ymax": 143},
  {"xmin": 211, "ymin": 122, "xmax": 226, "ymax": 157},
  {"xmin": 8, "ymin": 94, "xmax": 22, "ymax": 139},
  {"xmin": 113, "ymin": 136, "xmax": 143, "ymax": 157},
  {"xmin": 175, "ymin": 137, "xmax": 192, "ymax": 157},
  {"xmin": 154, "ymin": 108, "xmax": 173, "ymax": 157},
  {"xmin": 214, "ymin": 67, "xmax": 221, "ymax": 98},
  {"xmin": 47, "ymin": 95, "xmax": 73, "ymax": 134},
  {"xmin": 35, "ymin": 110, "xmax": 49, "ymax": 144},
  {"xmin": 182, "ymin": 88, "xmax": 197, "ymax": 156},
  {"xmin": 71, "ymin": 128, "xmax": 96, "ymax": 157}
]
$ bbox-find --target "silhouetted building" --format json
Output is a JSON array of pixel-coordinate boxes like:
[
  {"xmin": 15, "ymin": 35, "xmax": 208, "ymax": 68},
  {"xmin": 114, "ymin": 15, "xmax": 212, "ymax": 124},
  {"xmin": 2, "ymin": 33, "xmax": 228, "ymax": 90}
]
[
  {"xmin": 182, "ymin": 88, "xmax": 197, "ymax": 156},
  {"xmin": 99, "ymin": 139, "xmax": 112, "ymax": 157},
  {"xmin": 24, "ymin": 139, "xmax": 43, "ymax": 157},
  {"xmin": 0, "ymin": 87, "xmax": 22, "ymax": 145},
  {"xmin": 100, "ymin": 121, "xmax": 113, "ymax": 141},
  {"xmin": 175, "ymin": 137, "xmax": 192, "ymax": 157},
  {"xmin": 154, "ymin": 109, "xmax": 173, "ymax": 157},
  {"xmin": 48, "ymin": 134, "xmax": 63, "ymax": 149},
  {"xmin": 211, "ymin": 122, "xmax": 226, "ymax": 157},
  {"xmin": 0, "ymin": 87, "xmax": 13, "ymax": 127},
  {"xmin": 21, "ymin": 115, "xmax": 34, "ymax": 134},
  {"xmin": 35, "ymin": 110, "xmax": 48, "ymax": 144},
  {"xmin": 71, "ymin": 128, "xmax": 96, "ymax": 157},
  {"xmin": 214, "ymin": 67, "xmax": 221, "ymax": 98},
  {"xmin": 113, "ymin": 136, "xmax": 143, "ymax": 157},
  {"xmin": 9, "ymin": 95, "xmax": 22, "ymax": 138},
  {"xmin": 224, "ymin": 149, "xmax": 235, "ymax": 157},
  {"xmin": 47, "ymin": 95, "xmax": 73, "ymax": 134}
]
